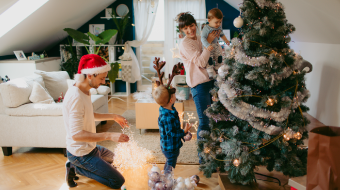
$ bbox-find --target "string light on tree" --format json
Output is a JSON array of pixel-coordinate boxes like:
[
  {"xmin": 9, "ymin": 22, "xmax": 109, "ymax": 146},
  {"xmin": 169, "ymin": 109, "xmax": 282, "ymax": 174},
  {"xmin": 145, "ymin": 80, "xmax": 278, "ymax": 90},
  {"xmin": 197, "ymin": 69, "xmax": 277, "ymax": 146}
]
[{"xmin": 204, "ymin": 147, "xmax": 211, "ymax": 154}]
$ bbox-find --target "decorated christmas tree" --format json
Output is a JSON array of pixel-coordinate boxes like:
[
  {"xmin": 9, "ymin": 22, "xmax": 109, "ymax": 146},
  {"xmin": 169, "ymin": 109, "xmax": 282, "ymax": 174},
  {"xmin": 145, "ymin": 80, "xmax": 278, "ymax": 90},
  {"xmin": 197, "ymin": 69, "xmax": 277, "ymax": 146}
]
[{"xmin": 197, "ymin": 0, "xmax": 313, "ymax": 185}]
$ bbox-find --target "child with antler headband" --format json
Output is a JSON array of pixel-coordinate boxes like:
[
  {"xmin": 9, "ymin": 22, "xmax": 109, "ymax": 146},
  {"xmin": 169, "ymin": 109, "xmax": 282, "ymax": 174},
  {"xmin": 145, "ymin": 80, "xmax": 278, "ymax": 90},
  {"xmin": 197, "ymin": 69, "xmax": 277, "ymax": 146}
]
[{"xmin": 152, "ymin": 57, "xmax": 192, "ymax": 171}]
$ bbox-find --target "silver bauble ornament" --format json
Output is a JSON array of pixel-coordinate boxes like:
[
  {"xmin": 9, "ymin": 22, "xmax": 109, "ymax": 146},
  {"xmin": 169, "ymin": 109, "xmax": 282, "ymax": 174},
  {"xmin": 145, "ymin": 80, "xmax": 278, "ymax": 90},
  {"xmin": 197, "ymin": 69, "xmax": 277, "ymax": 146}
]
[
  {"xmin": 190, "ymin": 175, "xmax": 200, "ymax": 184},
  {"xmin": 184, "ymin": 131, "xmax": 192, "ymax": 141},
  {"xmin": 150, "ymin": 165, "xmax": 161, "ymax": 174},
  {"xmin": 154, "ymin": 181, "xmax": 166, "ymax": 190},
  {"xmin": 233, "ymin": 16, "xmax": 244, "ymax": 28},
  {"xmin": 148, "ymin": 179, "xmax": 156, "ymax": 188},
  {"xmin": 149, "ymin": 171, "xmax": 160, "ymax": 182}
]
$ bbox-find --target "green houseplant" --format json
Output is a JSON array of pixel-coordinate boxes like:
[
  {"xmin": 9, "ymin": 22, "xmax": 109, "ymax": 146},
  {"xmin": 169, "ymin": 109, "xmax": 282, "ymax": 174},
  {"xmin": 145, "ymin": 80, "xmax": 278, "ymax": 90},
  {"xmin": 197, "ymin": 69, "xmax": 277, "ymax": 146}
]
[
  {"xmin": 110, "ymin": 9, "xmax": 130, "ymax": 44},
  {"xmin": 60, "ymin": 37, "xmax": 80, "ymax": 79},
  {"xmin": 63, "ymin": 28, "xmax": 119, "ymax": 83}
]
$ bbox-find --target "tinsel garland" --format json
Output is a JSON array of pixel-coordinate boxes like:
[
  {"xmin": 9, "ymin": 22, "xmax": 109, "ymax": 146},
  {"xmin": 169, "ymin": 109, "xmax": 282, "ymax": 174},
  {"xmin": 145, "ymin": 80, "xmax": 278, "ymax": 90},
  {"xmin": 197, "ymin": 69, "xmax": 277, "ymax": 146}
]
[
  {"xmin": 226, "ymin": 38, "xmax": 307, "ymax": 87},
  {"xmin": 218, "ymin": 81, "xmax": 310, "ymax": 135},
  {"xmin": 228, "ymin": 39, "xmax": 270, "ymax": 67}
]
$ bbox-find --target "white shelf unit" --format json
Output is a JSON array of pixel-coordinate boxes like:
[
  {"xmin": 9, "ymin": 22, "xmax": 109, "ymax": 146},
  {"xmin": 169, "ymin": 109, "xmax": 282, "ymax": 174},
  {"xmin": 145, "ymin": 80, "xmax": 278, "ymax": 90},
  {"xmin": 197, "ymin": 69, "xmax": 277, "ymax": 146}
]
[{"xmin": 60, "ymin": 44, "xmax": 130, "ymax": 97}]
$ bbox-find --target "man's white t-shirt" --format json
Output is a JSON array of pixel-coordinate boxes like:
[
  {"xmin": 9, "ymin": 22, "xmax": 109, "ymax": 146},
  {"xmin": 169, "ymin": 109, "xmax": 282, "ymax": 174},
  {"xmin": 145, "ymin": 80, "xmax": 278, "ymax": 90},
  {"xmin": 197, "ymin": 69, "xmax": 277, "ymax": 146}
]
[{"xmin": 63, "ymin": 86, "xmax": 96, "ymax": 156}]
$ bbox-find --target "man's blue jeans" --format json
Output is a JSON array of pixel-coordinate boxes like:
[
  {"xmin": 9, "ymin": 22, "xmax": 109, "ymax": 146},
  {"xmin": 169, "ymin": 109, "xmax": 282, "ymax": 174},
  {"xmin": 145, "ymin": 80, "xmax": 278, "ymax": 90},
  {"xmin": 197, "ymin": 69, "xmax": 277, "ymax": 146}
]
[
  {"xmin": 66, "ymin": 145, "xmax": 125, "ymax": 189},
  {"xmin": 162, "ymin": 149, "xmax": 180, "ymax": 170},
  {"xmin": 190, "ymin": 80, "xmax": 214, "ymax": 139}
]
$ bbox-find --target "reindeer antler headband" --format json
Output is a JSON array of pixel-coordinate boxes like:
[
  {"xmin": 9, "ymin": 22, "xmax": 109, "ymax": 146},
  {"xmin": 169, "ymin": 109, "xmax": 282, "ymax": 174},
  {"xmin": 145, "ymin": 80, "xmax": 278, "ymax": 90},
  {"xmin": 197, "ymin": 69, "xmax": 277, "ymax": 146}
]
[{"xmin": 153, "ymin": 57, "xmax": 184, "ymax": 101}]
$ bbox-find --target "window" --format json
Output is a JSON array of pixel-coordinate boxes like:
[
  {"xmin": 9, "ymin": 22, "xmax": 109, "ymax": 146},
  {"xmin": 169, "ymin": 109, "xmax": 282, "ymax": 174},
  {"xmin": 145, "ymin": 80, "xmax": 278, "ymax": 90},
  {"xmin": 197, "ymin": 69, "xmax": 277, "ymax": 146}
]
[{"xmin": 0, "ymin": 0, "xmax": 49, "ymax": 38}]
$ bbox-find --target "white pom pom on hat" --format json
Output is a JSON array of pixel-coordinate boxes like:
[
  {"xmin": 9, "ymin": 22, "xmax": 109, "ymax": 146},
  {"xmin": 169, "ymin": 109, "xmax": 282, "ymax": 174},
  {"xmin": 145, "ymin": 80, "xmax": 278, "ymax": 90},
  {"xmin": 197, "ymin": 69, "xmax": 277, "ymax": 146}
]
[{"xmin": 74, "ymin": 54, "xmax": 111, "ymax": 82}]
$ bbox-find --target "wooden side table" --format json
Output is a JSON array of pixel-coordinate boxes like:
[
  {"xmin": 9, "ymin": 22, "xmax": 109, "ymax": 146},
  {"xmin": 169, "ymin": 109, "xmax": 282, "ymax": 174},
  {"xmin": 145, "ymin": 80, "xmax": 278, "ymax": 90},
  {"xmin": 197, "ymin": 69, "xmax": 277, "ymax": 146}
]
[{"xmin": 135, "ymin": 99, "xmax": 184, "ymax": 133}]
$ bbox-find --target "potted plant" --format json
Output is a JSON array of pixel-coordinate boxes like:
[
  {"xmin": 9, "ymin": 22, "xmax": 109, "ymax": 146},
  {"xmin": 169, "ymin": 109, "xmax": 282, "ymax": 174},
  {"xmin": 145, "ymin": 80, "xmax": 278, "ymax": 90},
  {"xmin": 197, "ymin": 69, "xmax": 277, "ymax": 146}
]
[
  {"xmin": 63, "ymin": 28, "xmax": 120, "ymax": 83},
  {"xmin": 110, "ymin": 9, "xmax": 130, "ymax": 45},
  {"xmin": 60, "ymin": 37, "xmax": 80, "ymax": 79}
]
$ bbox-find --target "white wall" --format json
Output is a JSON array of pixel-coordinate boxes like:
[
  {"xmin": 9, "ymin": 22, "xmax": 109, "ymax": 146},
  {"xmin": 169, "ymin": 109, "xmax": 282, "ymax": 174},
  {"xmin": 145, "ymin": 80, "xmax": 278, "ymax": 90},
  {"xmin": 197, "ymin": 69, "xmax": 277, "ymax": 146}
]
[{"xmin": 290, "ymin": 42, "xmax": 340, "ymax": 126}]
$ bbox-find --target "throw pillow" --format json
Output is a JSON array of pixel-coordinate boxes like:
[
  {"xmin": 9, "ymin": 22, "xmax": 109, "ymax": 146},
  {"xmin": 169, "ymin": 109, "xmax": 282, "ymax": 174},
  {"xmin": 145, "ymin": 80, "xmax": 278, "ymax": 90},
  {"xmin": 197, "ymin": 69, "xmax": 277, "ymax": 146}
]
[
  {"xmin": 29, "ymin": 82, "xmax": 54, "ymax": 104},
  {"xmin": 0, "ymin": 74, "xmax": 45, "ymax": 108},
  {"xmin": 97, "ymin": 85, "xmax": 110, "ymax": 95},
  {"xmin": 34, "ymin": 70, "xmax": 70, "ymax": 100}
]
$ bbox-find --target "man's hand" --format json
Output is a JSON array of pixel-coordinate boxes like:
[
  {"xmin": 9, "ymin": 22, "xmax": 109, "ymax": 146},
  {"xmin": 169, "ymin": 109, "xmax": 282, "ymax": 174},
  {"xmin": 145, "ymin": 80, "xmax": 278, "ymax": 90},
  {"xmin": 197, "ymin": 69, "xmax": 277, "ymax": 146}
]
[
  {"xmin": 184, "ymin": 123, "xmax": 192, "ymax": 134},
  {"xmin": 207, "ymin": 45, "xmax": 214, "ymax": 51},
  {"xmin": 110, "ymin": 133, "xmax": 129, "ymax": 142},
  {"xmin": 113, "ymin": 115, "xmax": 129, "ymax": 128}
]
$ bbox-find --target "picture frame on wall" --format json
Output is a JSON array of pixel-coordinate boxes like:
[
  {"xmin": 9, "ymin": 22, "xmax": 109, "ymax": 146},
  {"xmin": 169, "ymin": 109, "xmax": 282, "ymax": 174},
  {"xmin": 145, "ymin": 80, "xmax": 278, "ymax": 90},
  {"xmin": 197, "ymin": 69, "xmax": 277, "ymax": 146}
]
[
  {"xmin": 89, "ymin": 24, "xmax": 105, "ymax": 36},
  {"xmin": 13, "ymin": 50, "xmax": 26, "ymax": 61},
  {"xmin": 105, "ymin": 8, "xmax": 112, "ymax": 17}
]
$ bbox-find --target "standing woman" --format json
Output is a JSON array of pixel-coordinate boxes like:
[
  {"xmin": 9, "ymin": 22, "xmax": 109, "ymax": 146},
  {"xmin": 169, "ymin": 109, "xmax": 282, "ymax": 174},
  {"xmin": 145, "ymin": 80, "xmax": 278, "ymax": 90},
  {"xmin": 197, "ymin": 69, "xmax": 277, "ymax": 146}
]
[{"xmin": 178, "ymin": 12, "xmax": 219, "ymax": 149}]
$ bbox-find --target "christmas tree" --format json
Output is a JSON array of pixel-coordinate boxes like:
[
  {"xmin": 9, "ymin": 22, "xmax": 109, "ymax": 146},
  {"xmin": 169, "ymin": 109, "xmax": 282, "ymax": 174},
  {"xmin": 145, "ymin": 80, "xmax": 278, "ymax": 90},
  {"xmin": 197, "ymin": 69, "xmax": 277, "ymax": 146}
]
[{"xmin": 197, "ymin": 0, "xmax": 312, "ymax": 185}]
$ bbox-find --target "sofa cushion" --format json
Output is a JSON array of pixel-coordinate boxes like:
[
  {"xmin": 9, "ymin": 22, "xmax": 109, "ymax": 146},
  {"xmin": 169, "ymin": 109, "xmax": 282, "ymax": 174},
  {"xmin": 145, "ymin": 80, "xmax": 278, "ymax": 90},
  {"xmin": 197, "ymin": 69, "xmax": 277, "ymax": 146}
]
[
  {"xmin": 97, "ymin": 85, "xmax": 110, "ymax": 95},
  {"xmin": 0, "ymin": 91, "xmax": 5, "ymax": 114},
  {"xmin": 34, "ymin": 70, "xmax": 70, "ymax": 100},
  {"xmin": 5, "ymin": 95, "xmax": 106, "ymax": 116},
  {"xmin": 29, "ymin": 82, "xmax": 55, "ymax": 104},
  {"xmin": 0, "ymin": 74, "xmax": 45, "ymax": 108},
  {"xmin": 5, "ymin": 103, "xmax": 63, "ymax": 116},
  {"xmin": 91, "ymin": 95, "xmax": 106, "ymax": 111}
]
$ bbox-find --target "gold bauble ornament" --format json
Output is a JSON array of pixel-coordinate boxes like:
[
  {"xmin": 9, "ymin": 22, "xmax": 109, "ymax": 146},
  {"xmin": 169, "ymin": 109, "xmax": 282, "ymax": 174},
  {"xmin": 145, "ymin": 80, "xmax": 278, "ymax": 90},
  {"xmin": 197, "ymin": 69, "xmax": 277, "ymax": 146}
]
[
  {"xmin": 295, "ymin": 132, "xmax": 302, "ymax": 140},
  {"xmin": 204, "ymin": 147, "xmax": 211, "ymax": 154},
  {"xmin": 266, "ymin": 98, "xmax": 275, "ymax": 106},
  {"xmin": 283, "ymin": 134, "xmax": 290, "ymax": 141},
  {"xmin": 233, "ymin": 159, "xmax": 240, "ymax": 167}
]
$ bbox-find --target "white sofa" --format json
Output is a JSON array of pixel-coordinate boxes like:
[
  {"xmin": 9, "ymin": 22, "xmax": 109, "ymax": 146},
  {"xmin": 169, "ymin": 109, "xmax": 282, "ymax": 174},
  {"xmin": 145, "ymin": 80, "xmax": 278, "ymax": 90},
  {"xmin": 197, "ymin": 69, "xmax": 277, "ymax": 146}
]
[{"xmin": 0, "ymin": 70, "xmax": 110, "ymax": 156}]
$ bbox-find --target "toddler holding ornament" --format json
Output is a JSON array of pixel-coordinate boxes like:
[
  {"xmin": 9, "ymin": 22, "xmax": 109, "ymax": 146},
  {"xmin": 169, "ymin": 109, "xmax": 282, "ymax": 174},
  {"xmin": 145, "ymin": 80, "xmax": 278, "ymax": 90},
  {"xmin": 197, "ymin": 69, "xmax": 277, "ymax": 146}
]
[
  {"xmin": 152, "ymin": 57, "xmax": 192, "ymax": 172},
  {"xmin": 201, "ymin": 8, "xmax": 230, "ymax": 79}
]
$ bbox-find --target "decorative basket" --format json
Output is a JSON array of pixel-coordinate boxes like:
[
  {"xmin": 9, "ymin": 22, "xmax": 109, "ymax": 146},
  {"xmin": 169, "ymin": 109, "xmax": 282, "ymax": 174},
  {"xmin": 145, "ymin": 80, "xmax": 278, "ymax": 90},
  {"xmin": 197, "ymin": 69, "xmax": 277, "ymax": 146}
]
[
  {"xmin": 176, "ymin": 83, "xmax": 190, "ymax": 100},
  {"xmin": 121, "ymin": 60, "xmax": 132, "ymax": 82}
]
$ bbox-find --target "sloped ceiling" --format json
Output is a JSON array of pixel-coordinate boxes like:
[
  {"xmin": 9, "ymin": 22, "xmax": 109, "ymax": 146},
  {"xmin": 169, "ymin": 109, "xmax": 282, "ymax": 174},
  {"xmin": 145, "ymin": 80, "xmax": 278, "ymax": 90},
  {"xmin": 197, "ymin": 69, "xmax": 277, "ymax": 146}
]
[
  {"xmin": 224, "ymin": 0, "xmax": 340, "ymax": 44},
  {"xmin": 0, "ymin": 0, "xmax": 116, "ymax": 56}
]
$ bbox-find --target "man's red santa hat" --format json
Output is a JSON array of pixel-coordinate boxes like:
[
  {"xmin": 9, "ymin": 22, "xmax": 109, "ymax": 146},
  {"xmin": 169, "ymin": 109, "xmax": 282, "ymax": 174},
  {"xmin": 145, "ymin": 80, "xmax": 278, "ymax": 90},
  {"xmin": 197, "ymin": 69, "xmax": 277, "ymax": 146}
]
[{"xmin": 74, "ymin": 54, "xmax": 111, "ymax": 82}]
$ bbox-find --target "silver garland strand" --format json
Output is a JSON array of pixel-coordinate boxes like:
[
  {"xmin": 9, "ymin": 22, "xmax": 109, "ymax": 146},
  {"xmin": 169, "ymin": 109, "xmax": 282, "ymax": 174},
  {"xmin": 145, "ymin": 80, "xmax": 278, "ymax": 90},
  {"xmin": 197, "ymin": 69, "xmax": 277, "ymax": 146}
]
[{"xmin": 217, "ymin": 81, "xmax": 310, "ymax": 135}]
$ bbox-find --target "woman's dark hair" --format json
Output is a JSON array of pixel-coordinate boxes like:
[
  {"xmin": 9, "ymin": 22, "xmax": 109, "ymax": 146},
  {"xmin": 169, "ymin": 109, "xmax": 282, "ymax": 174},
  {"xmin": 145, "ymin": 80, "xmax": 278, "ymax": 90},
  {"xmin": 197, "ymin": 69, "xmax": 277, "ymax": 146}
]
[{"xmin": 177, "ymin": 12, "xmax": 197, "ymax": 30}]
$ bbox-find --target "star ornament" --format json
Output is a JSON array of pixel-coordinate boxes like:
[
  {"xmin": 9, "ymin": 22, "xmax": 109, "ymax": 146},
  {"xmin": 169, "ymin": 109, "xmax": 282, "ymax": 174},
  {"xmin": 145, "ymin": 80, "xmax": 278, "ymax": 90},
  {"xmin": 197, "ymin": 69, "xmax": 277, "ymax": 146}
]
[{"xmin": 170, "ymin": 44, "xmax": 181, "ymax": 58}]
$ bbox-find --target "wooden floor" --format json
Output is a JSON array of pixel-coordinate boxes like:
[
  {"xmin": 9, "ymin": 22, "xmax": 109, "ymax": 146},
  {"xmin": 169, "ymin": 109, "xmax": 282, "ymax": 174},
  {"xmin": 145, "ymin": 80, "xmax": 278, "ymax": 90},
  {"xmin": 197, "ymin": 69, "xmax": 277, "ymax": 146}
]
[{"xmin": 0, "ymin": 95, "xmax": 325, "ymax": 190}]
